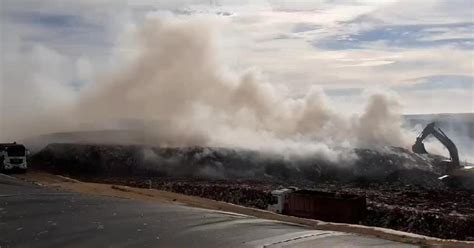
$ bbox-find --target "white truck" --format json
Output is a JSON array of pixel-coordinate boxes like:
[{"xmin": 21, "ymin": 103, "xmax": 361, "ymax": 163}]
[
  {"xmin": 1, "ymin": 142, "xmax": 28, "ymax": 173},
  {"xmin": 267, "ymin": 188, "xmax": 297, "ymax": 213}
]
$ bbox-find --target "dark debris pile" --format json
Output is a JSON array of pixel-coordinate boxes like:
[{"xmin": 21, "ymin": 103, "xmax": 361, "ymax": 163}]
[
  {"xmin": 311, "ymin": 182, "xmax": 474, "ymax": 240},
  {"xmin": 86, "ymin": 176, "xmax": 275, "ymax": 209}
]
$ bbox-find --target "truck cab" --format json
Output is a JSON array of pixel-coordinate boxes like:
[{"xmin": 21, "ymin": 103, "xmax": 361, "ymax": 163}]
[
  {"xmin": 1, "ymin": 143, "xmax": 28, "ymax": 173},
  {"xmin": 267, "ymin": 188, "xmax": 295, "ymax": 213}
]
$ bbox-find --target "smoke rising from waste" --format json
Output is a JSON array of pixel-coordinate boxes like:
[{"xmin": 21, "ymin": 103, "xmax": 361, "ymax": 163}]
[{"xmin": 2, "ymin": 16, "xmax": 413, "ymax": 161}]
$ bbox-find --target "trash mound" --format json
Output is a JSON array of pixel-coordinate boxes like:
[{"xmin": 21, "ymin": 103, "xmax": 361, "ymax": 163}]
[
  {"xmin": 31, "ymin": 143, "xmax": 447, "ymax": 187},
  {"xmin": 366, "ymin": 200, "xmax": 474, "ymax": 240},
  {"xmin": 31, "ymin": 143, "xmax": 143, "ymax": 176}
]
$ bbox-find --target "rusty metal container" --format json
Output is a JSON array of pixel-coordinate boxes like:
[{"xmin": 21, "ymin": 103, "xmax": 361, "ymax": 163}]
[{"xmin": 282, "ymin": 190, "xmax": 366, "ymax": 224}]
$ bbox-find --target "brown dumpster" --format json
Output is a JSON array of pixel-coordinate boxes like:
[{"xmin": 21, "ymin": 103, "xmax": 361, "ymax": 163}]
[{"xmin": 282, "ymin": 190, "xmax": 366, "ymax": 224}]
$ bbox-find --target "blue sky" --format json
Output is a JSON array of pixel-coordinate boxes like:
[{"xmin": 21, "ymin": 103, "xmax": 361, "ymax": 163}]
[
  {"xmin": 316, "ymin": 22, "xmax": 474, "ymax": 50},
  {"xmin": 1, "ymin": 0, "xmax": 473, "ymax": 114}
]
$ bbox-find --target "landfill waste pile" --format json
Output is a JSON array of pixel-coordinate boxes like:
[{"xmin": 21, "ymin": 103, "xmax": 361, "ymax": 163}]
[
  {"xmin": 30, "ymin": 143, "xmax": 474, "ymax": 240},
  {"xmin": 31, "ymin": 144, "xmax": 450, "ymax": 184}
]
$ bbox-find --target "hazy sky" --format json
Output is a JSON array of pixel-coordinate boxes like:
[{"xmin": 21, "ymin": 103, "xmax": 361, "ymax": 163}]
[{"xmin": 1, "ymin": 0, "xmax": 473, "ymax": 114}]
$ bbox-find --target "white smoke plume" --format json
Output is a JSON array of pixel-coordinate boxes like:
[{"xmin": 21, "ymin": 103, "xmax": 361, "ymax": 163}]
[{"xmin": 1, "ymin": 16, "xmax": 412, "ymax": 162}]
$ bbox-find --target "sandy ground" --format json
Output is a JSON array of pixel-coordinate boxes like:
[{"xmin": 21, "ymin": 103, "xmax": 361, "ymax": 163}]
[{"xmin": 15, "ymin": 170, "xmax": 473, "ymax": 248}]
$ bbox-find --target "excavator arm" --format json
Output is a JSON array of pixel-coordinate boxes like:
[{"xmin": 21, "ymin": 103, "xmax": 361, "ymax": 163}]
[{"xmin": 412, "ymin": 122, "xmax": 460, "ymax": 172}]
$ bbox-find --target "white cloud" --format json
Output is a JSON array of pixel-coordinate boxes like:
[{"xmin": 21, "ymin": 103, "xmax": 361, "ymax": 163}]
[
  {"xmin": 0, "ymin": 0, "xmax": 472, "ymax": 134},
  {"xmin": 402, "ymin": 89, "xmax": 474, "ymax": 114}
]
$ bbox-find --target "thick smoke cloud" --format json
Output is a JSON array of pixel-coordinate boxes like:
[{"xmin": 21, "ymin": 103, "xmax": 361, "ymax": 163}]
[{"xmin": 2, "ymin": 16, "xmax": 413, "ymax": 162}]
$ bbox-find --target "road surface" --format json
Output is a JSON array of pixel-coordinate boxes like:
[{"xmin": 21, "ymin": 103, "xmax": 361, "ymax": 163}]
[{"xmin": 0, "ymin": 174, "xmax": 416, "ymax": 247}]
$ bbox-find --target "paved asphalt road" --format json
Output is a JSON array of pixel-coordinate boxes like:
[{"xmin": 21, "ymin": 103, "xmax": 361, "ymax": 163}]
[{"xmin": 0, "ymin": 174, "xmax": 417, "ymax": 248}]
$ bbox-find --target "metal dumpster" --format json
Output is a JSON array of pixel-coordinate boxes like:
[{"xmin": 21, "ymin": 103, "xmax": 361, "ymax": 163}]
[{"xmin": 283, "ymin": 190, "xmax": 366, "ymax": 224}]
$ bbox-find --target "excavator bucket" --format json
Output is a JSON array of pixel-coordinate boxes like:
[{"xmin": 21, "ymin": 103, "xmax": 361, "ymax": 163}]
[{"xmin": 412, "ymin": 138, "xmax": 428, "ymax": 154}]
